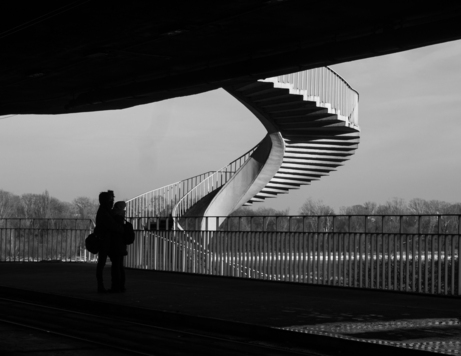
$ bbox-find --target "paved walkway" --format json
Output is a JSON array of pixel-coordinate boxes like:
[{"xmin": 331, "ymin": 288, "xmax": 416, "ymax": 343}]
[{"xmin": 1, "ymin": 262, "xmax": 460, "ymax": 354}]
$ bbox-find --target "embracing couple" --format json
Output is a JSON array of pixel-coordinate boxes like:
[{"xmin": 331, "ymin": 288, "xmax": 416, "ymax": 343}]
[{"xmin": 95, "ymin": 190, "xmax": 134, "ymax": 293}]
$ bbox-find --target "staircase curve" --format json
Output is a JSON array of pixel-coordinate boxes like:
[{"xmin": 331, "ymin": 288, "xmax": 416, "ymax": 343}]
[{"xmin": 126, "ymin": 67, "xmax": 360, "ymax": 231}]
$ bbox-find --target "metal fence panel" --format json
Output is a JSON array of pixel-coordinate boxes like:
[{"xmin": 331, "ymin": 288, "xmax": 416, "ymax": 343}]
[
  {"xmin": 0, "ymin": 219, "xmax": 94, "ymax": 262},
  {"xmin": 124, "ymin": 230, "xmax": 460, "ymax": 297}
]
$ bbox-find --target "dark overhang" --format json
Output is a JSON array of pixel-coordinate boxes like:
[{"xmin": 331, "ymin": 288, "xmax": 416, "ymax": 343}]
[{"xmin": 2, "ymin": 1, "xmax": 461, "ymax": 115}]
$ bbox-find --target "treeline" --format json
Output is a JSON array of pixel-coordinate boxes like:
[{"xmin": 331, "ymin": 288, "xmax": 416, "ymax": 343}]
[
  {"xmin": 231, "ymin": 197, "xmax": 461, "ymax": 217},
  {"xmin": 0, "ymin": 189, "xmax": 98, "ymax": 220},
  {"xmin": 225, "ymin": 198, "xmax": 461, "ymax": 233}
]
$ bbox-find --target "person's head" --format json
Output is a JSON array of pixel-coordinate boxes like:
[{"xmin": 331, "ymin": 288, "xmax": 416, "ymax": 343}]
[
  {"xmin": 98, "ymin": 191, "xmax": 114, "ymax": 209},
  {"xmin": 113, "ymin": 201, "xmax": 126, "ymax": 217}
]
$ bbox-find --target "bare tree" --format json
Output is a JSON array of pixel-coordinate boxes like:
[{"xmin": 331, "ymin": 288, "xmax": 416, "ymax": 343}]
[
  {"xmin": 299, "ymin": 198, "xmax": 334, "ymax": 216},
  {"xmin": 73, "ymin": 196, "xmax": 99, "ymax": 220},
  {"xmin": 299, "ymin": 198, "xmax": 335, "ymax": 232},
  {"xmin": 376, "ymin": 197, "xmax": 408, "ymax": 215},
  {"xmin": 19, "ymin": 192, "xmax": 50, "ymax": 219},
  {"xmin": 0, "ymin": 190, "xmax": 20, "ymax": 219},
  {"xmin": 339, "ymin": 201, "xmax": 377, "ymax": 215}
]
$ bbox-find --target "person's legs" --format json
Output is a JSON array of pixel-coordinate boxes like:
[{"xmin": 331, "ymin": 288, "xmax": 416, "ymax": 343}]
[
  {"xmin": 110, "ymin": 255, "xmax": 122, "ymax": 291},
  {"xmin": 96, "ymin": 251, "xmax": 107, "ymax": 292}
]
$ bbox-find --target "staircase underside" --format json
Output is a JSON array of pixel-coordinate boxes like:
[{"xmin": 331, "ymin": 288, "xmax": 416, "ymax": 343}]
[{"xmin": 223, "ymin": 79, "xmax": 360, "ymax": 208}]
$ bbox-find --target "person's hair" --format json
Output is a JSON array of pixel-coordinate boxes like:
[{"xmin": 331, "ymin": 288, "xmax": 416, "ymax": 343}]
[
  {"xmin": 99, "ymin": 192, "xmax": 110, "ymax": 205},
  {"xmin": 113, "ymin": 201, "xmax": 126, "ymax": 216}
]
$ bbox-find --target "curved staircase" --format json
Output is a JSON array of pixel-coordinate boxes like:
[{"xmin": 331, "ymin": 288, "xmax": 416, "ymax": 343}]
[{"xmin": 126, "ymin": 67, "xmax": 360, "ymax": 231}]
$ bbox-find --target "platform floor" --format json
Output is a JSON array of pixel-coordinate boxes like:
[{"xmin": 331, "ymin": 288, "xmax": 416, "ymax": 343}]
[{"xmin": 1, "ymin": 262, "xmax": 460, "ymax": 354}]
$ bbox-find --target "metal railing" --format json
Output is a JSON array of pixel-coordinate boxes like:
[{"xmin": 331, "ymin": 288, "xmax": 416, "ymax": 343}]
[
  {"xmin": 172, "ymin": 144, "xmax": 259, "ymax": 229},
  {"xmin": 169, "ymin": 214, "xmax": 461, "ymax": 234},
  {"xmin": 263, "ymin": 67, "xmax": 359, "ymax": 127},
  {"xmin": 125, "ymin": 229, "xmax": 461, "ymax": 297},
  {"xmin": 0, "ymin": 218, "xmax": 94, "ymax": 262},
  {"xmin": 126, "ymin": 171, "xmax": 216, "ymax": 228},
  {"xmin": 2, "ymin": 217, "xmax": 460, "ymax": 297},
  {"xmin": 126, "ymin": 144, "xmax": 258, "ymax": 231}
]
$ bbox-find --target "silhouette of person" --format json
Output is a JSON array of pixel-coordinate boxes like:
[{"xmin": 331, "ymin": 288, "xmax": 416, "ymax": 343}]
[
  {"xmin": 110, "ymin": 201, "xmax": 129, "ymax": 292},
  {"xmin": 95, "ymin": 190, "xmax": 123, "ymax": 293}
]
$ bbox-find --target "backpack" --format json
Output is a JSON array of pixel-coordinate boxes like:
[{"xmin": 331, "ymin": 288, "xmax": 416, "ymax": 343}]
[
  {"xmin": 85, "ymin": 232, "xmax": 100, "ymax": 254},
  {"xmin": 124, "ymin": 221, "xmax": 135, "ymax": 245}
]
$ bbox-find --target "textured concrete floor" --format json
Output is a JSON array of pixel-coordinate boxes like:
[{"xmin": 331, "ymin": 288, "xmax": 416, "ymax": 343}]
[{"xmin": 1, "ymin": 262, "xmax": 460, "ymax": 354}]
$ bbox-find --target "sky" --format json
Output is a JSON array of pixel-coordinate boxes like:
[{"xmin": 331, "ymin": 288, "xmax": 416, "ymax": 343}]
[{"xmin": 1, "ymin": 40, "xmax": 461, "ymax": 213}]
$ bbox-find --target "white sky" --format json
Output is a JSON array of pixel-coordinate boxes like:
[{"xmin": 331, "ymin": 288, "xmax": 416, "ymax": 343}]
[{"xmin": 1, "ymin": 40, "xmax": 460, "ymax": 213}]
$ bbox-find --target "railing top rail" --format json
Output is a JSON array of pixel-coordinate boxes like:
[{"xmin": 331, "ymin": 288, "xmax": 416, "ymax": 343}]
[
  {"xmin": 126, "ymin": 171, "xmax": 219, "ymax": 203},
  {"xmin": 126, "ymin": 181, "xmax": 181, "ymax": 202},
  {"xmin": 0, "ymin": 218, "xmax": 94, "ymax": 229},
  {"xmin": 172, "ymin": 142, "xmax": 260, "ymax": 220},
  {"xmin": 325, "ymin": 66, "xmax": 359, "ymax": 98},
  {"xmin": 167, "ymin": 214, "xmax": 461, "ymax": 218},
  {"xmin": 272, "ymin": 66, "xmax": 359, "ymax": 98},
  {"xmin": 0, "ymin": 218, "xmax": 94, "ymax": 221}
]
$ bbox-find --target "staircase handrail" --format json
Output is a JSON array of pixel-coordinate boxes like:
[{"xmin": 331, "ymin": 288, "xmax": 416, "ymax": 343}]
[
  {"xmin": 263, "ymin": 66, "xmax": 359, "ymax": 127},
  {"xmin": 126, "ymin": 171, "xmax": 217, "ymax": 219},
  {"xmin": 172, "ymin": 143, "xmax": 259, "ymax": 229}
]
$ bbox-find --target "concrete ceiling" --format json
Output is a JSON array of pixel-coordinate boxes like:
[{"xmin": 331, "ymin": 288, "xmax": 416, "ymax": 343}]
[{"xmin": 2, "ymin": 1, "xmax": 461, "ymax": 115}]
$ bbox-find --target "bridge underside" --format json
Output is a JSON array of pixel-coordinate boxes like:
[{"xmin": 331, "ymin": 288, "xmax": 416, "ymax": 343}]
[{"xmin": 2, "ymin": 2, "xmax": 461, "ymax": 115}]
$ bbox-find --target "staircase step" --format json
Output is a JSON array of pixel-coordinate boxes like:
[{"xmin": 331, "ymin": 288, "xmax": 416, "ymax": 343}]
[
  {"xmin": 261, "ymin": 187, "xmax": 289, "ymax": 194},
  {"xmin": 235, "ymin": 81, "xmax": 275, "ymax": 94},
  {"xmin": 283, "ymin": 130, "xmax": 357, "ymax": 139},
  {"xmin": 272, "ymin": 110, "xmax": 335, "ymax": 121},
  {"xmin": 248, "ymin": 197, "xmax": 265, "ymax": 203},
  {"xmin": 264, "ymin": 103, "xmax": 319, "ymax": 115},
  {"xmin": 278, "ymin": 167, "xmax": 329, "ymax": 176},
  {"xmin": 274, "ymin": 115, "xmax": 343, "ymax": 126},
  {"xmin": 273, "ymin": 175, "xmax": 318, "ymax": 183},
  {"xmin": 255, "ymin": 192, "xmax": 278, "ymax": 198},
  {"xmin": 284, "ymin": 133, "xmax": 360, "ymax": 142},
  {"xmin": 273, "ymin": 171, "xmax": 321, "ymax": 179},
  {"xmin": 277, "ymin": 121, "xmax": 347, "ymax": 130},
  {"xmin": 247, "ymin": 88, "xmax": 291, "ymax": 101},
  {"xmin": 266, "ymin": 182, "xmax": 301, "ymax": 189},
  {"xmin": 270, "ymin": 177, "xmax": 311, "ymax": 185},
  {"xmin": 282, "ymin": 159, "xmax": 344, "ymax": 168},
  {"xmin": 285, "ymin": 147, "xmax": 354, "ymax": 156},
  {"xmin": 284, "ymin": 153, "xmax": 349, "ymax": 161},
  {"xmin": 251, "ymin": 94, "xmax": 304, "ymax": 106},
  {"xmin": 280, "ymin": 163, "xmax": 336, "ymax": 172},
  {"xmin": 285, "ymin": 141, "xmax": 359, "ymax": 149}
]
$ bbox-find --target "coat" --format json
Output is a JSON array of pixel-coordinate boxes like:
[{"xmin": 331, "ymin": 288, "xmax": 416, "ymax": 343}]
[{"xmin": 95, "ymin": 205, "xmax": 124, "ymax": 255}]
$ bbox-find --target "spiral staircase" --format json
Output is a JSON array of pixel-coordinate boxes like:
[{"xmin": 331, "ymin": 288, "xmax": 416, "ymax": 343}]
[{"xmin": 126, "ymin": 67, "xmax": 360, "ymax": 231}]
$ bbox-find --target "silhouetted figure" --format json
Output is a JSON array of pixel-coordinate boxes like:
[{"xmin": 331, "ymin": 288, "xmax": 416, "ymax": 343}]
[{"xmin": 95, "ymin": 190, "xmax": 123, "ymax": 293}]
